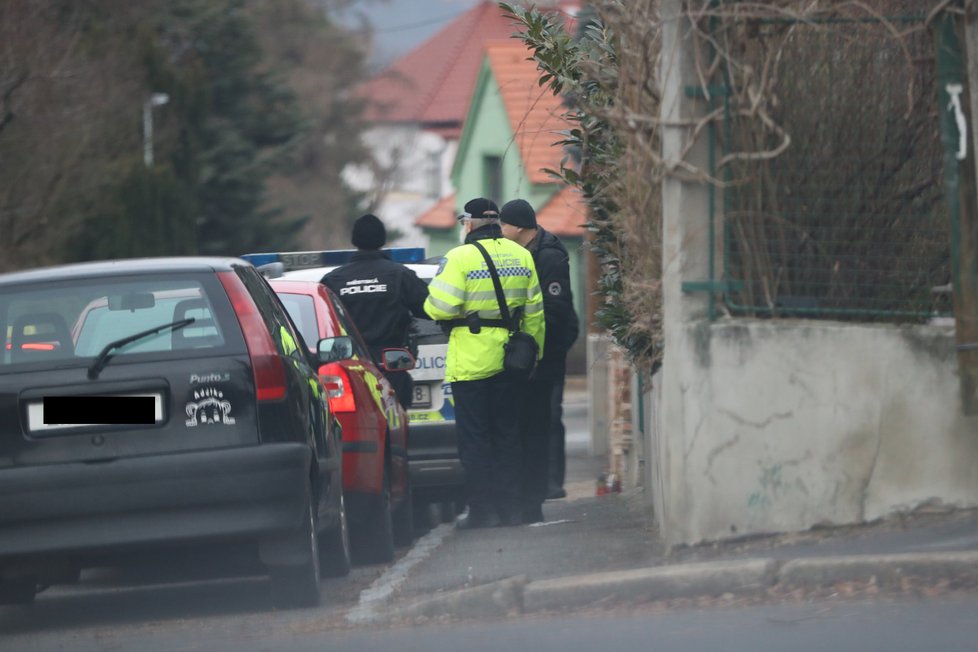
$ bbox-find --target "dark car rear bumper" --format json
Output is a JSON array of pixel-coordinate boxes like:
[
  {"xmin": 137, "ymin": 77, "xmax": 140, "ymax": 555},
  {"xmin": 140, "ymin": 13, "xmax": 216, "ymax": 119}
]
[
  {"xmin": 408, "ymin": 421, "xmax": 463, "ymax": 495},
  {"xmin": 0, "ymin": 443, "xmax": 313, "ymax": 560}
]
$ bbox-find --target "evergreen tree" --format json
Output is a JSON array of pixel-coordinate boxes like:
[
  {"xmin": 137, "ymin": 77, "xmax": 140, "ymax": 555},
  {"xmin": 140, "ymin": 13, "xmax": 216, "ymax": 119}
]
[
  {"xmin": 1, "ymin": 0, "xmax": 370, "ymax": 269},
  {"xmin": 80, "ymin": 0, "xmax": 308, "ymax": 258},
  {"xmin": 246, "ymin": 0, "xmax": 371, "ymax": 251}
]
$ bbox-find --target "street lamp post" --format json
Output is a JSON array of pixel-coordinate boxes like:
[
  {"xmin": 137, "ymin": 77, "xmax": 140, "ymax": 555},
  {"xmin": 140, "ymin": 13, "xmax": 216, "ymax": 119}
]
[{"xmin": 142, "ymin": 92, "xmax": 170, "ymax": 167}]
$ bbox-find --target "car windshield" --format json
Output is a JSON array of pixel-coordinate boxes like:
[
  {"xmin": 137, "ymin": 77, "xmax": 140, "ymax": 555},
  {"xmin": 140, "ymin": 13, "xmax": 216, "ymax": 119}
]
[
  {"xmin": 411, "ymin": 315, "xmax": 445, "ymax": 339},
  {"xmin": 0, "ymin": 275, "xmax": 226, "ymax": 373},
  {"xmin": 276, "ymin": 292, "xmax": 319, "ymax": 352},
  {"xmin": 411, "ymin": 269, "xmax": 446, "ymax": 342}
]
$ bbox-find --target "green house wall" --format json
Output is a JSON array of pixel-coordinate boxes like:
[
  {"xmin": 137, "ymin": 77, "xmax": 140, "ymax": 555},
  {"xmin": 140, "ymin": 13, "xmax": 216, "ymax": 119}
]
[
  {"xmin": 423, "ymin": 58, "xmax": 585, "ymax": 344},
  {"xmin": 425, "ymin": 229, "xmax": 459, "ymax": 258}
]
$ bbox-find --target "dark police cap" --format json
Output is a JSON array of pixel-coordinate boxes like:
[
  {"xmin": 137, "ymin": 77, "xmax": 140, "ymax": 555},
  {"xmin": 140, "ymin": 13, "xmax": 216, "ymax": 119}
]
[
  {"xmin": 351, "ymin": 213, "xmax": 387, "ymax": 250},
  {"xmin": 459, "ymin": 197, "xmax": 500, "ymax": 221},
  {"xmin": 499, "ymin": 198, "xmax": 537, "ymax": 229}
]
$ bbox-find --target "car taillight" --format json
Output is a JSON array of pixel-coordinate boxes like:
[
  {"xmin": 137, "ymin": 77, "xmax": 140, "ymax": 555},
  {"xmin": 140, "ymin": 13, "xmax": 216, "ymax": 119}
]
[
  {"xmin": 218, "ymin": 271, "xmax": 286, "ymax": 402},
  {"xmin": 22, "ymin": 343, "xmax": 56, "ymax": 351},
  {"xmin": 319, "ymin": 363, "xmax": 356, "ymax": 413}
]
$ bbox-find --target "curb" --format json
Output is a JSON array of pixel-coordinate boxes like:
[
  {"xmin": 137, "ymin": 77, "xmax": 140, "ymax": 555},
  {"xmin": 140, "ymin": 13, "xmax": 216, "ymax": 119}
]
[
  {"xmin": 379, "ymin": 550, "xmax": 978, "ymax": 623},
  {"xmin": 778, "ymin": 550, "xmax": 978, "ymax": 589},
  {"xmin": 387, "ymin": 575, "xmax": 528, "ymax": 622},
  {"xmin": 524, "ymin": 559, "xmax": 777, "ymax": 612}
]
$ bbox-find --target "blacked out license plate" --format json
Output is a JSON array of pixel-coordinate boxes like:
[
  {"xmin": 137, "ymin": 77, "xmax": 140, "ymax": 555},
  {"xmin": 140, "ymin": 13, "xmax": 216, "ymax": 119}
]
[{"xmin": 29, "ymin": 394, "xmax": 164, "ymax": 432}]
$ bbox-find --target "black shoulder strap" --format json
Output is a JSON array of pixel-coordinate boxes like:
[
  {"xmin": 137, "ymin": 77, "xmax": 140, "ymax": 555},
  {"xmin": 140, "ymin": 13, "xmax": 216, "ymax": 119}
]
[{"xmin": 471, "ymin": 240, "xmax": 514, "ymax": 332}]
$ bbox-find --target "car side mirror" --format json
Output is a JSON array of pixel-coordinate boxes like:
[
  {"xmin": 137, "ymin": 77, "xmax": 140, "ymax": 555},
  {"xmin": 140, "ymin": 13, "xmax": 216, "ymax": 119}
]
[
  {"xmin": 380, "ymin": 348, "xmax": 415, "ymax": 372},
  {"xmin": 317, "ymin": 336, "xmax": 354, "ymax": 364},
  {"xmin": 256, "ymin": 262, "xmax": 285, "ymax": 279}
]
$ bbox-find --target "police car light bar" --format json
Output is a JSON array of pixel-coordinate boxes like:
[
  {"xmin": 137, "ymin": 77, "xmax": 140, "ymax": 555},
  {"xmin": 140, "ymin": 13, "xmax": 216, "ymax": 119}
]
[{"xmin": 241, "ymin": 247, "xmax": 426, "ymax": 270}]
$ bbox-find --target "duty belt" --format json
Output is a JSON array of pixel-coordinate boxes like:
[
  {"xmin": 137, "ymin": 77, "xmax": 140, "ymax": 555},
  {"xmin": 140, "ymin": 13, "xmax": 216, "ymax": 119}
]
[{"xmin": 442, "ymin": 314, "xmax": 511, "ymax": 334}]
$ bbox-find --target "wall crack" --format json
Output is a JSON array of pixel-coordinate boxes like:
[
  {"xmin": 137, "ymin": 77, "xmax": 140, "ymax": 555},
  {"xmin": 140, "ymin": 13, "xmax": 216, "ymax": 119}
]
[{"xmin": 717, "ymin": 407, "xmax": 794, "ymax": 429}]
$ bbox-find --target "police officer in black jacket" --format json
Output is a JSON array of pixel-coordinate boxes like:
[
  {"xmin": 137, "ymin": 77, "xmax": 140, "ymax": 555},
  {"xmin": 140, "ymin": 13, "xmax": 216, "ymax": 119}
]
[
  {"xmin": 499, "ymin": 199, "xmax": 580, "ymax": 523},
  {"xmin": 322, "ymin": 214, "xmax": 430, "ymax": 409}
]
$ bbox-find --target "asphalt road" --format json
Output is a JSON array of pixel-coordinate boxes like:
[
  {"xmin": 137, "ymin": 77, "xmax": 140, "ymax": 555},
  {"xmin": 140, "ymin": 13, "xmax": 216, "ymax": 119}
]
[
  {"xmin": 0, "ymin": 383, "xmax": 598, "ymax": 648},
  {"xmin": 9, "ymin": 382, "xmax": 977, "ymax": 650},
  {"xmin": 6, "ymin": 593, "xmax": 977, "ymax": 652},
  {"xmin": 0, "ymin": 545, "xmax": 380, "ymax": 648},
  {"xmin": 284, "ymin": 596, "xmax": 978, "ymax": 652}
]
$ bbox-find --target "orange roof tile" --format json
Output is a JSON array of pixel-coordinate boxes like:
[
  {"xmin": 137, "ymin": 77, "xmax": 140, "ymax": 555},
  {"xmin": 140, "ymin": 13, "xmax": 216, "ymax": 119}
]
[
  {"xmin": 414, "ymin": 194, "xmax": 458, "ymax": 229},
  {"xmin": 416, "ymin": 188, "xmax": 586, "ymax": 237},
  {"xmin": 536, "ymin": 186, "xmax": 587, "ymax": 237},
  {"xmin": 485, "ymin": 42, "xmax": 571, "ymax": 185},
  {"xmin": 355, "ymin": 2, "xmax": 516, "ymax": 127}
]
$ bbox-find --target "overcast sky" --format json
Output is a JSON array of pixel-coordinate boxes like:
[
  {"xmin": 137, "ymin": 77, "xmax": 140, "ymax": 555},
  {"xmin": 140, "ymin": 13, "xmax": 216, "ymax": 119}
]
[{"xmin": 335, "ymin": 0, "xmax": 483, "ymax": 70}]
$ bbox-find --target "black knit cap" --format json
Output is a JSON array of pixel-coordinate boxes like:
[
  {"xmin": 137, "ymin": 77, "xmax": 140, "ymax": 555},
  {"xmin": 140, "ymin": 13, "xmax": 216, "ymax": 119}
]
[
  {"xmin": 461, "ymin": 197, "xmax": 500, "ymax": 221},
  {"xmin": 351, "ymin": 213, "xmax": 386, "ymax": 250},
  {"xmin": 499, "ymin": 198, "xmax": 537, "ymax": 229}
]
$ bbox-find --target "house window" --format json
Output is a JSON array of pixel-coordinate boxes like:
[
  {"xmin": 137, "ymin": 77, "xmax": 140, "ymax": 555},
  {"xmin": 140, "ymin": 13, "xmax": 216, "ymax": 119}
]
[
  {"xmin": 426, "ymin": 150, "xmax": 441, "ymax": 199},
  {"xmin": 388, "ymin": 146, "xmax": 404, "ymax": 187},
  {"xmin": 484, "ymin": 155, "xmax": 503, "ymax": 204}
]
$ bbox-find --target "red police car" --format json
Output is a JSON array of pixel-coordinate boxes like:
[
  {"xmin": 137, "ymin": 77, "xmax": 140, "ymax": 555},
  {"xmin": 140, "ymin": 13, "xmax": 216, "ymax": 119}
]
[
  {"xmin": 248, "ymin": 249, "xmax": 464, "ymax": 524},
  {"xmin": 268, "ymin": 278, "xmax": 414, "ymax": 564}
]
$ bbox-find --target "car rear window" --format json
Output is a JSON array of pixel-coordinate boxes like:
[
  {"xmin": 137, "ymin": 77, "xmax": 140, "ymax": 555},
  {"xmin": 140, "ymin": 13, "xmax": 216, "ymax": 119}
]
[{"xmin": 0, "ymin": 274, "xmax": 233, "ymax": 373}]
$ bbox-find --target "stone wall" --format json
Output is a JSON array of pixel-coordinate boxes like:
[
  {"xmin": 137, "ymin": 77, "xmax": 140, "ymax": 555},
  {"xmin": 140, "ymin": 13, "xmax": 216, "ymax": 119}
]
[{"xmin": 648, "ymin": 319, "xmax": 978, "ymax": 545}]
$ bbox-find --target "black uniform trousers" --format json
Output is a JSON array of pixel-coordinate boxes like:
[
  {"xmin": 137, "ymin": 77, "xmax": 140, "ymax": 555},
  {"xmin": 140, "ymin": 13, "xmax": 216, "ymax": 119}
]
[
  {"xmin": 386, "ymin": 370, "xmax": 414, "ymax": 411},
  {"xmin": 517, "ymin": 377, "xmax": 555, "ymax": 512},
  {"xmin": 548, "ymin": 378, "xmax": 567, "ymax": 492},
  {"xmin": 452, "ymin": 372, "xmax": 522, "ymax": 518},
  {"xmin": 369, "ymin": 344, "xmax": 414, "ymax": 410}
]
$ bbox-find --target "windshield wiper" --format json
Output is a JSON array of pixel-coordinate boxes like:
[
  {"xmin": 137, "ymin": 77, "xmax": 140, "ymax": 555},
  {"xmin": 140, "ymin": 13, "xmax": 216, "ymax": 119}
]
[{"xmin": 87, "ymin": 318, "xmax": 195, "ymax": 380}]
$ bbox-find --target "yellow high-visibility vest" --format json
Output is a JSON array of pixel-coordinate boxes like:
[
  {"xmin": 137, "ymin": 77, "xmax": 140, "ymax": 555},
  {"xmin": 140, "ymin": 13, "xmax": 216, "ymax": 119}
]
[{"xmin": 424, "ymin": 237, "xmax": 545, "ymax": 382}]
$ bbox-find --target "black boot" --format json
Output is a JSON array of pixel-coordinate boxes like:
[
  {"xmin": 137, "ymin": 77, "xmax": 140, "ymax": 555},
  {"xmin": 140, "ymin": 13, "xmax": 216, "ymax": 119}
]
[
  {"xmin": 522, "ymin": 505, "xmax": 544, "ymax": 524},
  {"xmin": 455, "ymin": 507, "xmax": 500, "ymax": 530},
  {"xmin": 497, "ymin": 505, "xmax": 524, "ymax": 527},
  {"xmin": 546, "ymin": 486, "xmax": 567, "ymax": 500}
]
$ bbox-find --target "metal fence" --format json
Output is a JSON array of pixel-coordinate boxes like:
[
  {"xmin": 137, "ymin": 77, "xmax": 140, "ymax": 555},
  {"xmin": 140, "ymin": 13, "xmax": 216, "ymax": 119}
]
[{"xmin": 715, "ymin": 11, "xmax": 952, "ymax": 322}]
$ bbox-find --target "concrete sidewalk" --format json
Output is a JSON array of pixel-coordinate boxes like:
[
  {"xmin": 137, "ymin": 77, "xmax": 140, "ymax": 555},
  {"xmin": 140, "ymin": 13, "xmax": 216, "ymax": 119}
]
[
  {"xmin": 363, "ymin": 381, "xmax": 978, "ymax": 624},
  {"xmin": 376, "ymin": 489, "xmax": 978, "ymax": 623}
]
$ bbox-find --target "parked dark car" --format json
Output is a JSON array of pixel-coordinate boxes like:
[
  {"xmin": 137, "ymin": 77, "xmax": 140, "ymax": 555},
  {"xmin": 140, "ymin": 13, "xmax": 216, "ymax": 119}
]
[
  {"xmin": 0, "ymin": 258, "xmax": 349, "ymax": 608},
  {"xmin": 269, "ymin": 278, "xmax": 415, "ymax": 563}
]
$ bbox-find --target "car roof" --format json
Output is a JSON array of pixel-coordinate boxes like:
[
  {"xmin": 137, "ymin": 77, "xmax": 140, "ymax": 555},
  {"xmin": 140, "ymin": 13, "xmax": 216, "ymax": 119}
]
[
  {"xmin": 0, "ymin": 257, "xmax": 249, "ymax": 286},
  {"xmin": 267, "ymin": 278, "xmax": 324, "ymax": 293},
  {"xmin": 282, "ymin": 263, "xmax": 440, "ymax": 282}
]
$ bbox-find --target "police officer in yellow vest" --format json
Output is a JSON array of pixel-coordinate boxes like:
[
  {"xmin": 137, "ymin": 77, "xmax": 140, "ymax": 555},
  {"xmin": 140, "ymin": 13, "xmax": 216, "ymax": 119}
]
[{"xmin": 424, "ymin": 198, "xmax": 545, "ymax": 529}]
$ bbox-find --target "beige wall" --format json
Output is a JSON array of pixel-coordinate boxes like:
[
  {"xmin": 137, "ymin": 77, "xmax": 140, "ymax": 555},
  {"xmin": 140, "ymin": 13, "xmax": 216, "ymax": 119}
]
[
  {"xmin": 649, "ymin": 319, "xmax": 978, "ymax": 545},
  {"xmin": 645, "ymin": 0, "xmax": 978, "ymax": 546}
]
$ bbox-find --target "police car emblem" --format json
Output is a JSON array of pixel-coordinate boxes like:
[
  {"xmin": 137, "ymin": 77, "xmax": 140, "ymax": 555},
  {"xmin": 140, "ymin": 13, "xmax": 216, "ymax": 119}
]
[{"xmin": 548, "ymin": 281, "xmax": 562, "ymax": 296}]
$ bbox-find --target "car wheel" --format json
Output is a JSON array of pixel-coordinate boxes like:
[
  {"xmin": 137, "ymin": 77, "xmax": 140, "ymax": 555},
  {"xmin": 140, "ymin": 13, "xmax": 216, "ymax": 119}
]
[
  {"xmin": 319, "ymin": 492, "xmax": 352, "ymax": 578},
  {"xmin": 0, "ymin": 575, "xmax": 37, "ymax": 605},
  {"xmin": 392, "ymin": 481, "xmax": 414, "ymax": 547},
  {"xmin": 350, "ymin": 465, "xmax": 395, "ymax": 564},
  {"xmin": 269, "ymin": 498, "xmax": 321, "ymax": 608}
]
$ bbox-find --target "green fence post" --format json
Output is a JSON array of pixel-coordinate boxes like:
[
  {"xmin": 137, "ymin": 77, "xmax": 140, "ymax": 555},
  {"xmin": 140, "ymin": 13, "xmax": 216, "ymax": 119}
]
[{"xmin": 935, "ymin": 8, "xmax": 978, "ymax": 414}]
